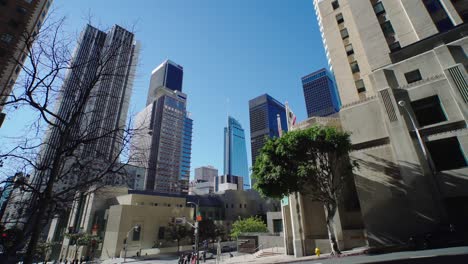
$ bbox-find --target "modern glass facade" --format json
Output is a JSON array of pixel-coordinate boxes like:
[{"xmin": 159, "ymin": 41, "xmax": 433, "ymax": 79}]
[
  {"xmin": 224, "ymin": 116, "xmax": 250, "ymax": 189},
  {"xmin": 147, "ymin": 60, "xmax": 183, "ymax": 106},
  {"xmin": 249, "ymin": 94, "xmax": 288, "ymax": 165},
  {"xmin": 302, "ymin": 68, "xmax": 341, "ymax": 118},
  {"xmin": 144, "ymin": 88, "xmax": 192, "ymax": 194}
]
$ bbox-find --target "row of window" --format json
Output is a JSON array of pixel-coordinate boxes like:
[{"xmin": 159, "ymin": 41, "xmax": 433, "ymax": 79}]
[{"xmin": 335, "ymin": 10, "xmax": 366, "ymax": 94}]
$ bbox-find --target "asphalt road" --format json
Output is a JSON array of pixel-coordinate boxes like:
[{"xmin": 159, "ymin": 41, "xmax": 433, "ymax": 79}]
[{"xmin": 299, "ymin": 247, "xmax": 468, "ymax": 264}]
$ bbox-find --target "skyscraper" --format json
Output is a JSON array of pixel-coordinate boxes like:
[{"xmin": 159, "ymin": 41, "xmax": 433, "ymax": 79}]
[
  {"xmin": 301, "ymin": 68, "xmax": 341, "ymax": 117},
  {"xmin": 146, "ymin": 60, "xmax": 183, "ymax": 105},
  {"xmin": 195, "ymin": 166, "xmax": 218, "ymax": 183},
  {"xmin": 0, "ymin": 0, "xmax": 53, "ymax": 127},
  {"xmin": 223, "ymin": 116, "xmax": 249, "ymax": 189},
  {"xmin": 310, "ymin": 0, "xmax": 468, "ymax": 248},
  {"xmin": 314, "ymin": 0, "xmax": 467, "ymax": 105},
  {"xmin": 34, "ymin": 24, "xmax": 138, "ymax": 190},
  {"xmin": 249, "ymin": 94, "xmax": 288, "ymax": 165},
  {"xmin": 130, "ymin": 60, "xmax": 192, "ymax": 195}
]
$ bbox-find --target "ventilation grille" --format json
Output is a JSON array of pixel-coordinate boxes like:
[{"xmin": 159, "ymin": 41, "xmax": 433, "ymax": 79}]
[
  {"xmin": 448, "ymin": 66, "xmax": 468, "ymax": 103},
  {"xmin": 380, "ymin": 89, "xmax": 397, "ymax": 122}
]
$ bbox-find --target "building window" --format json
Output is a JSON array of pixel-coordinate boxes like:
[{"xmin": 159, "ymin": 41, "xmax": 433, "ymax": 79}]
[
  {"xmin": 158, "ymin": 227, "xmax": 165, "ymax": 240},
  {"xmin": 380, "ymin": 21, "xmax": 395, "ymax": 36},
  {"xmin": 404, "ymin": 69, "xmax": 422, "ymax": 84},
  {"xmin": 427, "ymin": 137, "xmax": 467, "ymax": 171},
  {"xmin": 389, "ymin": 41, "xmax": 401, "ymax": 52},
  {"xmin": 345, "ymin": 44, "xmax": 354, "ymax": 55},
  {"xmin": 350, "ymin": 61, "xmax": 360, "ymax": 73},
  {"xmin": 0, "ymin": 34, "xmax": 14, "ymax": 44},
  {"xmin": 244, "ymin": 204, "xmax": 247, "ymax": 208},
  {"xmin": 410, "ymin": 95, "xmax": 447, "ymax": 127},
  {"xmin": 450, "ymin": 0, "xmax": 468, "ymax": 22},
  {"xmin": 373, "ymin": 2, "xmax": 386, "ymax": 16},
  {"xmin": 16, "ymin": 6, "xmax": 27, "ymax": 14},
  {"xmin": 332, "ymin": 0, "xmax": 339, "ymax": 10},
  {"xmin": 336, "ymin": 13, "xmax": 344, "ymax": 24},
  {"xmin": 355, "ymin": 79, "xmax": 366, "ymax": 93},
  {"xmin": 340, "ymin": 28, "xmax": 349, "ymax": 39},
  {"xmin": 231, "ymin": 204, "xmax": 234, "ymax": 208},
  {"xmin": 225, "ymin": 204, "xmax": 228, "ymax": 208},
  {"xmin": 422, "ymin": 0, "xmax": 454, "ymax": 32},
  {"xmin": 239, "ymin": 204, "xmax": 242, "ymax": 208},
  {"xmin": 273, "ymin": 219, "xmax": 283, "ymax": 233}
]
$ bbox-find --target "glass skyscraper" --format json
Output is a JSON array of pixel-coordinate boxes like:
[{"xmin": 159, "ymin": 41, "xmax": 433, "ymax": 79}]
[
  {"xmin": 249, "ymin": 94, "xmax": 288, "ymax": 165},
  {"xmin": 131, "ymin": 60, "xmax": 192, "ymax": 195},
  {"xmin": 302, "ymin": 68, "xmax": 341, "ymax": 117},
  {"xmin": 223, "ymin": 116, "xmax": 250, "ymax": 189},
  {"xmin": 146, "ymin": 60, "xmax": 183, "ymax": 105}
]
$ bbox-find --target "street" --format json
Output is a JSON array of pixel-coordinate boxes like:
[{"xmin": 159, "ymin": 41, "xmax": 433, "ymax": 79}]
[{"xmin": 115, "ymin": 246, "xmax": 468, "ymax": 264}]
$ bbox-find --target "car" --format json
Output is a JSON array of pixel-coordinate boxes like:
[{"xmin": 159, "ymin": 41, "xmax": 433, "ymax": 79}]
[
  {"xmin": 221, "ymin": 245, "xmax": 232, "ymax": 252},
  {"xmin": 199, "ymin": 250, "xmax": 214, "ymax": 259}
]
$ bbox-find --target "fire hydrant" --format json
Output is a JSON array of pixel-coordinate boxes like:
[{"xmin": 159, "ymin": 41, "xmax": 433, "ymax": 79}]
[{"xmin": 315, "ymin": 247, "xmax": 320, "ymax": 257}]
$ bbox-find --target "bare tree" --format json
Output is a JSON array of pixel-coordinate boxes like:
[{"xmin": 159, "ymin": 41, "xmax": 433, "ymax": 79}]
[{"xmin": 0, "ymin": 14, "xmax": 140, "ymax": 264}]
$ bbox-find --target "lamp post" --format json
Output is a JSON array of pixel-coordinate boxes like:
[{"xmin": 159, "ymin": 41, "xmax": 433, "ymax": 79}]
[
  {"xmin": 398, "ymin": 100, "xmax": 446, "ymax": 221},
  {"xmin": 187, "ymin": 201, "xmax": 200, "ymax": 264},
  {"xmin": 123, "ymin": 224, "xmax": 140, "ymax": 263}
]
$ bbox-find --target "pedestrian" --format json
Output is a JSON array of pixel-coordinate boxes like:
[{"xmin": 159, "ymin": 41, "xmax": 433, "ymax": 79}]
[{"xmin": 59, "ymin": 258, "xmax": 63, "ymax": 264}]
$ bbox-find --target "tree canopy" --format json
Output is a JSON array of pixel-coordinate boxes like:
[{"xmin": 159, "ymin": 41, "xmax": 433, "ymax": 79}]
[
  {"xmin": 230, "ymin": 216, "xmax": 268, "ymax": 238},
  {"xmin": 252, "ymin": 125, "xmax": 355, "ymax": 203},
  {"xmin": 251, "ymin": 125, "xmax": 357, "ymax": 254}
]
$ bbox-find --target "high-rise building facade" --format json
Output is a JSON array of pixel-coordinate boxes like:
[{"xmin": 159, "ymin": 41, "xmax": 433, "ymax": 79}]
[
  {"xmin": 195, "ymin": 165, "xmax": 218, "ymax": 183},
  {"xmin": 0, "ymin": 0, "xmax": 53, "ymax": 127},
  {"xmin": 131, "ymin": 60, "xmax": 192, "ymax": 195},
  {"xmin": 314, "ymin": 0, "xmax": 467, "ymax": 105},
  {"xmin": 304, "ymin": 0, "xmax": 468, "ymax": 252},
  {"xmin": 33, "ymin": 24, "xmax": 138, "ymax": 190},
  {"xmin": 223, "ymin": 116, "xmax": 249, "ymax": 189},
  {"xmin": 146, "ymin": 60, "xmax": 183, "ymax": 105},
  {"xmin": 301, "ymin": 68, "xmax": 341, "ymax": 117},
  {"xmin": 249, "ymin": 94, "xmax": 288, "ymax": 165}
]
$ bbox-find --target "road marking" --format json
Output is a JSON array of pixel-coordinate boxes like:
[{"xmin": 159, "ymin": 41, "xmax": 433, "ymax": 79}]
[{"xmin": 410, "ymin": 255, "xmax": 436, "ymax": 259}]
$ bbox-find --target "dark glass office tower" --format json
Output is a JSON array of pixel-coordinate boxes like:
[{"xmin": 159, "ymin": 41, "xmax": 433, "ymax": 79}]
[
  {"xmin": 131, "ymin": 60, "xmax": 192, "ymax": 195},
  {"xmin": 146, "ymin": 60, "xmax": 183, "ymax": 105},
  {"xmin": 223, "ymin": 116, "xmax": 249, "ymax": 189},
  {"xmin": 249, "ymin": 94, "xmax": 288, "ymax": 165},
  {"xmin": 302, "ymin": 68, "xmax": 341, "ymax": 117},
  {"xmin": 34, "ymin": 24, "xmax": 138, "ymax": 190}
]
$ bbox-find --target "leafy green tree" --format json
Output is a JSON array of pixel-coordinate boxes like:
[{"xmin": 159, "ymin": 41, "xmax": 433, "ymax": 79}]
[
  {"xmin": 199, "ymin": 219, "xmax": 226, "ymax": 244},
  {"xmin": 167, "ymin": 221, "xmax": 192, "ymax": 253},
  {"xmin": 230, "ymin": 216, "xmax": 268, "ymax": 238},
  {"xmin": 252, "ymin": 125, "xmax": 357, "ymax": 254},
  {"xmin": 64, "ymin": 232, "xmax": 101, "ymax": 261}
]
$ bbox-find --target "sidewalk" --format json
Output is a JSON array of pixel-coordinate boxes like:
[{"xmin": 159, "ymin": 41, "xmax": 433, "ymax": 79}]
[{"xmin": 221, "ymin": 247, "xmax": 367, "ymax": 264}]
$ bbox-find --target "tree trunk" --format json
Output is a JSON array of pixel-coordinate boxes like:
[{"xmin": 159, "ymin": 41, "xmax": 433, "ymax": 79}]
[
  {"xmin": 326, "ymin": 212, "xmax": 341, "ymax": 255},
  {"xmin": 23, "ymin": 195, "xmax": 51, "ymax": 264}
]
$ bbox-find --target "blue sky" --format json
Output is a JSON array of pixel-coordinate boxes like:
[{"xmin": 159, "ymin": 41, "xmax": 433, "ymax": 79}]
[{"xmin": 1, "ymin": 0, "xmax": 328, "ymax": 178}]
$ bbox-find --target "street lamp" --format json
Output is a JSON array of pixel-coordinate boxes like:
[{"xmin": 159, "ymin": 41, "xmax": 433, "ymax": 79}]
[
  {"xmin": 123, "ymin": 224, "xmax": 140, "ymax": 263},
  {"xmin": 398, "ymin": 100, "xmax": 446, "ymax": 221},
  {"xmin": 397, "ymin": 100, "xmax": 433, "ymax": 170},
  {"xmin": 187, "ymin": 201, "xmax": 200, "ymax": 264}
]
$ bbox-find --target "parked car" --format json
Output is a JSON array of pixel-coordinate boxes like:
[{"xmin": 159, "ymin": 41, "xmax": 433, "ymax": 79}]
[
  {"xmin": 221, "ymin": 245, "xmax": 232, "ymax": 252},
  {"xmin": 199, "ymin": 250, "xmax": 214, "ymax": 259}
]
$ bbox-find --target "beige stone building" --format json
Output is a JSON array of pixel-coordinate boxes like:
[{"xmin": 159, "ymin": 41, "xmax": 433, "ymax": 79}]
[
  {"xmin": 54, "ymin": 188, "xmax": 194, "ymax": 261},
  {"xmin": 0, "ymin": 0, "xmax": 53, "ymax": 127},
  {"xmin": 305, "ymin": 0, "xmax": 468, "ymax": 253},
  {"xmin": 281, "ymin": 117, "xmax": 367, "ymax": 257}
]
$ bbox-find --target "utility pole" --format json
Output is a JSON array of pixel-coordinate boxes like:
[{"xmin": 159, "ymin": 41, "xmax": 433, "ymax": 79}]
[{"xmin": 187, "ymin": 201, "xmax": 200, "ymax": 264}]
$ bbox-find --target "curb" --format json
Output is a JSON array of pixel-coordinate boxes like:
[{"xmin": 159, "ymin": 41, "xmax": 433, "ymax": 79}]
[{"xmin": 272, "ymin": 250, "xmax": 368, "ymax": 264}]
